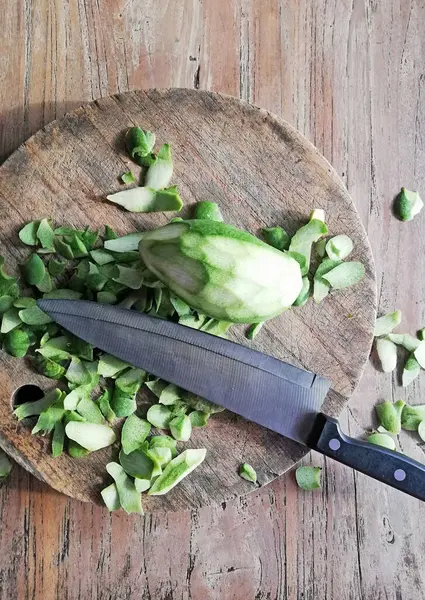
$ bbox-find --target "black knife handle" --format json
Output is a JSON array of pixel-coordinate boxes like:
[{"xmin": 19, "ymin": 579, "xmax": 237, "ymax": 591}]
[{"xmin": 309, "ymin": 413, "xmax": 425, "ymax": 502}]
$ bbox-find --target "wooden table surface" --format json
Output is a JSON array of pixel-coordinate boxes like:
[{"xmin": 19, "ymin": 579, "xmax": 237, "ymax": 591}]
[{"xmin": 1, "ymin": 1, "xmax": 424, "ymax": 599}]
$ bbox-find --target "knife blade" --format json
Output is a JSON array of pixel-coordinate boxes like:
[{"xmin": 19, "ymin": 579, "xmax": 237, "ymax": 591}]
[
  {"xmin": 38, "ymin": 299, "xmax": 330, "ymax": 444},
  {"xmin": 38, "ymin": 299, "xmax": 425, "ymax": 502}
]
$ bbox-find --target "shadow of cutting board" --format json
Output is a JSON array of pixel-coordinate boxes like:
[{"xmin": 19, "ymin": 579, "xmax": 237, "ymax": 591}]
[{"xmin": 0, "ymin": 89, "xmax": 376, "ymax": 511}]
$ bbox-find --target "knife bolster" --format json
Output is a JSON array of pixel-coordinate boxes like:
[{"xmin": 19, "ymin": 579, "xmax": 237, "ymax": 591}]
[{"xmin": 307, "ymin": 413, "xmax": 341, "ymax": 451}]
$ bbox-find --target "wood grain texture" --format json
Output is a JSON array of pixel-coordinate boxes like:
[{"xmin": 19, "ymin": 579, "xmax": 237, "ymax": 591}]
[
  {"xmin": 0, "ymin": 0, "xmax": 424, "ymax": 599},
  {"xmin": 0, "ymin": 88, "xmax": 375, "ymax": 507}
]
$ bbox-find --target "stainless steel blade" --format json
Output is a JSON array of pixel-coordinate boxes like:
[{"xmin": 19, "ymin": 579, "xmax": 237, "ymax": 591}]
[{"xmin": 38, "ymin": 299, "xmax": 331, "ymax": 445}]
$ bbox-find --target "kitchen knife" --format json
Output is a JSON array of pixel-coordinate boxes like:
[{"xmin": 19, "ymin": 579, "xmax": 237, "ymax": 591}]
[{"xmin": 38, "ymin": 299, "xmax": 425, "ymax": 501}]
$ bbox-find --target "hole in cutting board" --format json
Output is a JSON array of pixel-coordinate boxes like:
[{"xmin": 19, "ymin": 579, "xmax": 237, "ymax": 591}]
[{"xmin": 12, "ymin": 384, "xmax": 44, "ymax": 409}]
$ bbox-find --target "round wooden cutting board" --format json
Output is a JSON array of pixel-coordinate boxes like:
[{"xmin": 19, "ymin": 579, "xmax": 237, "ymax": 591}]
[{"xmin": 0, "ymin": 89, "xmax": 376, "ymax": 511}]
